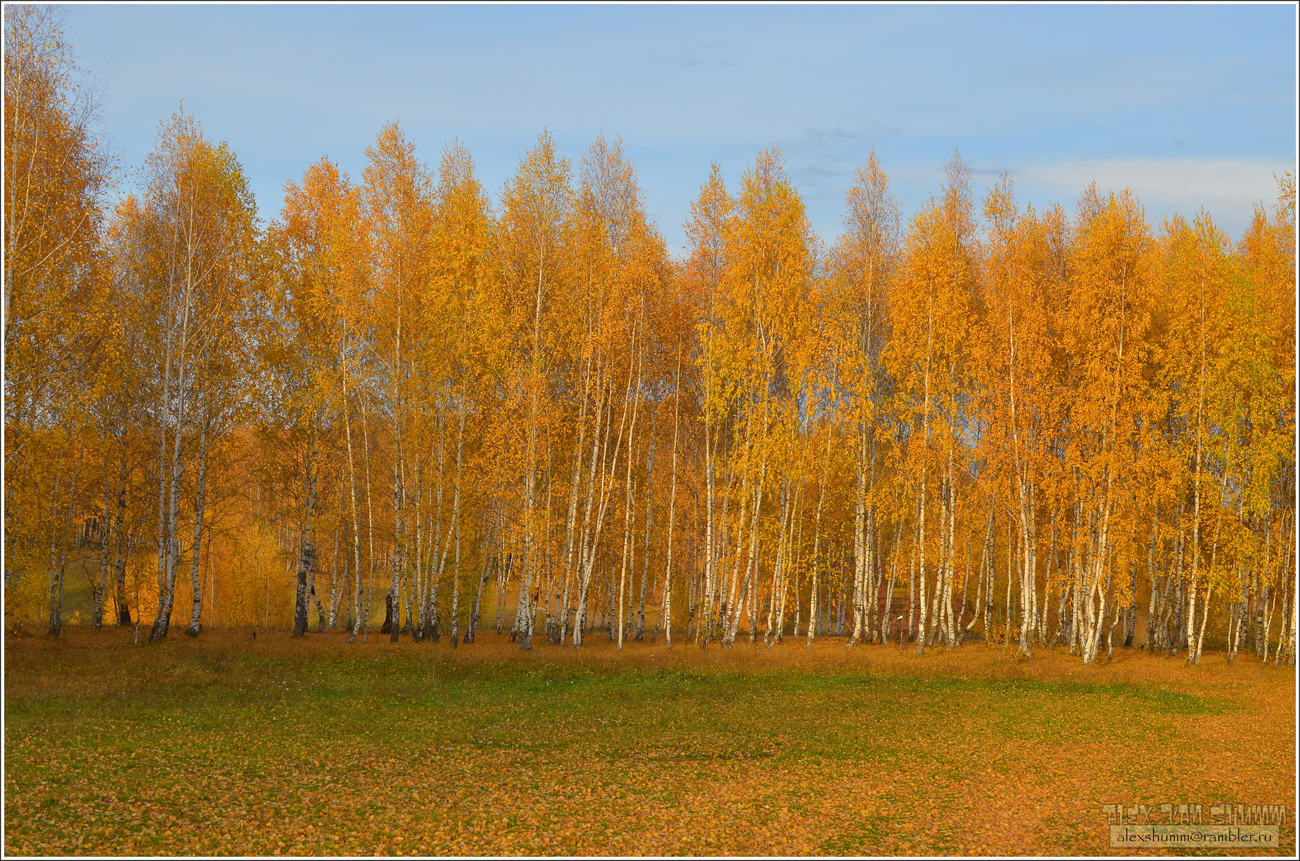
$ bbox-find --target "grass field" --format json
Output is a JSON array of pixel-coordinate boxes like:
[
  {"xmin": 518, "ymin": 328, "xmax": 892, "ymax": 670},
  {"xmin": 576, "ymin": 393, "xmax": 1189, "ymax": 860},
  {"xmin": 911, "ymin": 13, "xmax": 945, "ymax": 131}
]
[{"xmin": 4, "ymin": 627, "xmax": 1294, "ymax": 856}]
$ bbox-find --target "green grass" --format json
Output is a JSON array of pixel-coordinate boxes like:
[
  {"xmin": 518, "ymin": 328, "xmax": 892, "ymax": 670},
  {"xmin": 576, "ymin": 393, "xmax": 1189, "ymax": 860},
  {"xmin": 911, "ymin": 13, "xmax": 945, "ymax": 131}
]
[{"xmin": 4, "ymin": 628, "xmax": 1294, "ymax": 856}]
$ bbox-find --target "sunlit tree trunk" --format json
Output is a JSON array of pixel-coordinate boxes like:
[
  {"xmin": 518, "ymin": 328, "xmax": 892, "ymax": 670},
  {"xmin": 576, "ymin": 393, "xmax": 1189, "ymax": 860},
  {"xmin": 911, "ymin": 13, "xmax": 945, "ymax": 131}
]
[
  {"xmin": 187, "ymin": 414, "xmax": 211, "ymax": 636},
  {"xmin": 93, "ymin": 445, "xmax": 113, "ymax": 630},
  {"xmin": 291, "ymin": 419, "xmax": 317, "ymax": 637},
  {"xmin": 635, "ymin": 411, "xmax": 657, "ymax": 642},
  {"xmin": 446, "ymin": 396, "xmax": 467, "ymax": 646},
  {"xmin": 617, "ymin": 324, "xmax": 645, "ymax": 651},
  {"xmin": 661, "ymin": 354, "xmax": 682, "ymax": 648}
]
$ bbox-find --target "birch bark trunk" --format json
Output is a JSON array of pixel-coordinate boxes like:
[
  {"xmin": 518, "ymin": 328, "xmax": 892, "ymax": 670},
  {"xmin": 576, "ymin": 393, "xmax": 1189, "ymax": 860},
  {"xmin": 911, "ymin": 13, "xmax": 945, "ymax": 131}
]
[
  {"xmin": 187, "ymin": 416, "xmax": 211, "ymax": 636},
  {"xmin": 575, "ymin": 342, "xmax": 634, "ymax": 647},
  {"xmin": 111, "ymin": 449, "xmax": 130, "ymax": 626},
  {"xmin": 447, "ymin": 398, "xmax": 467, "ymax": 646},
  {"xmin": 556, "ymin": 343, "xmax": 593, "ymax": 643},
  {"xmin": 850, "ymin": 434, "xmax": 868, "ymax": 646},
  {"xmin": 635, "ymin": 413, "xmax": 657, "ymax": 641},
  {"xmin": 661, "ymin": 352, "xmax": 681, "ymax": 648},
  {"xmin": 93, "ymin": 445, "xmax": 113, "ymax": 630},
  {"xmin": 150, "ymin": 286, "xmax": 194, "ymax": 644},
  {"xmin": 617, "ymin": 337, "xmax": 644, "ymax": 650},
  {"xmin": 47, "ymin": 449, "xmax": 81, "ymax": 638},
  {"xmin": 342, "ymin": 327, "xmax": 367, "ymax": 643}
]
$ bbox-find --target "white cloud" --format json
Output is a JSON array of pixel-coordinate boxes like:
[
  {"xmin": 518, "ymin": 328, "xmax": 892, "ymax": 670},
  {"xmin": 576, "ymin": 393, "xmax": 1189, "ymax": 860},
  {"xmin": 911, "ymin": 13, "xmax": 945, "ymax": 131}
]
[{"xmin": 1013, "ymin": 157, "xmax": 1292, "ymax": 225}]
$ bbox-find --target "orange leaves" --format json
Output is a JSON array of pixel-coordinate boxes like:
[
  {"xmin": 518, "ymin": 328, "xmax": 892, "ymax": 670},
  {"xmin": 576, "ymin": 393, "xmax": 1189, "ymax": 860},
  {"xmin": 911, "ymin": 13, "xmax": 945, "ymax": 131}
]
[
  {"xmin": 824, "ymin": 150, "xmax": 898, "ymax": 451},
  {"xmin": 267, "ymin": 156, "xmax": 361, "ymax": 426},
  {"xmin": 362, "ymin": 120, "xmax": 436, "ymax": 391},
  {"xmin": 4, "ymin": 8, "xmax": 115, "ymax": 623},
  {"xmin": 6, "ymin": 11, "xmax": 1294, "ymax": 665},
  {"xmin": 885, "ymin": 151, "xmax": 978, "ymax": 480},
  {"xmin": 692, "ymin": 151, "xmax": 815, "ymax": 461}
]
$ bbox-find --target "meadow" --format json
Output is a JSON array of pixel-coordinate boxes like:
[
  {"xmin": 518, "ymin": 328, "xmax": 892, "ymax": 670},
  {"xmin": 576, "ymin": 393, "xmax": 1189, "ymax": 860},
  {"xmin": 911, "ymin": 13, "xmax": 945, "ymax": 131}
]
[{"xmin": 3, "ymin": 628, "xmax": 1294, "ymax": 856}]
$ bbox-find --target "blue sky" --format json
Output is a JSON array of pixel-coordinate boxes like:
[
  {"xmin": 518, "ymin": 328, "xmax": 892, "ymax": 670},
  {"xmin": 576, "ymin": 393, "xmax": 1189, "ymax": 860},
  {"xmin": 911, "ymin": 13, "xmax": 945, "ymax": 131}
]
[{"xmin": 60, "ymin": 3, "xmax": 1296, "ymax": 256}]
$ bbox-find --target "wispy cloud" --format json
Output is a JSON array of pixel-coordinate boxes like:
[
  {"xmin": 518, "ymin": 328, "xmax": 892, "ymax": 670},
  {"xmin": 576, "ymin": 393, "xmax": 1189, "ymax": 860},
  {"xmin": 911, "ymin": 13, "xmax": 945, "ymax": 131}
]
[
  {"xmin": 1014, "ymin": 157, "xmax": 1290, "ymax": 218},
  {"xmin": 801, "ymin": 126, "xmax": 868, "ymax": 148},
  {"xmin": 61, "ymin": 4, "xmax": 1294, "ymax": 253}
]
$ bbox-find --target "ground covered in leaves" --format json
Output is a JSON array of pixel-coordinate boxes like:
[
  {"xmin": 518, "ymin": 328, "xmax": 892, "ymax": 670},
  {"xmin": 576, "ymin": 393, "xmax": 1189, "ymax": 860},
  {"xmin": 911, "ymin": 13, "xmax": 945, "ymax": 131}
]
[{"xmin": 4, "ymin": 627, "xmax": 1294, "ymax": 856}]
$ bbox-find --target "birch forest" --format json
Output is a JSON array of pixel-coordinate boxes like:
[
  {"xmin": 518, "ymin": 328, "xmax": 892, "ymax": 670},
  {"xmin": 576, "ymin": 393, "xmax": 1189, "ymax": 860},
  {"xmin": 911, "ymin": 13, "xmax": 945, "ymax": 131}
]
[{"xmin": 6, "ymin": 7, "xmax": 1297, "ymax": 669}]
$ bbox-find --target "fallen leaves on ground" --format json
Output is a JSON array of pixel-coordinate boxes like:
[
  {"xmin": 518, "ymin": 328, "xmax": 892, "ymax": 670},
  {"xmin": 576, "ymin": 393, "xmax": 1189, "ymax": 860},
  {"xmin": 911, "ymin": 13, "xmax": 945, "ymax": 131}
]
[{"xmin": 3, "ymin": 627, "xmax": 1294, "ymax": 856}]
